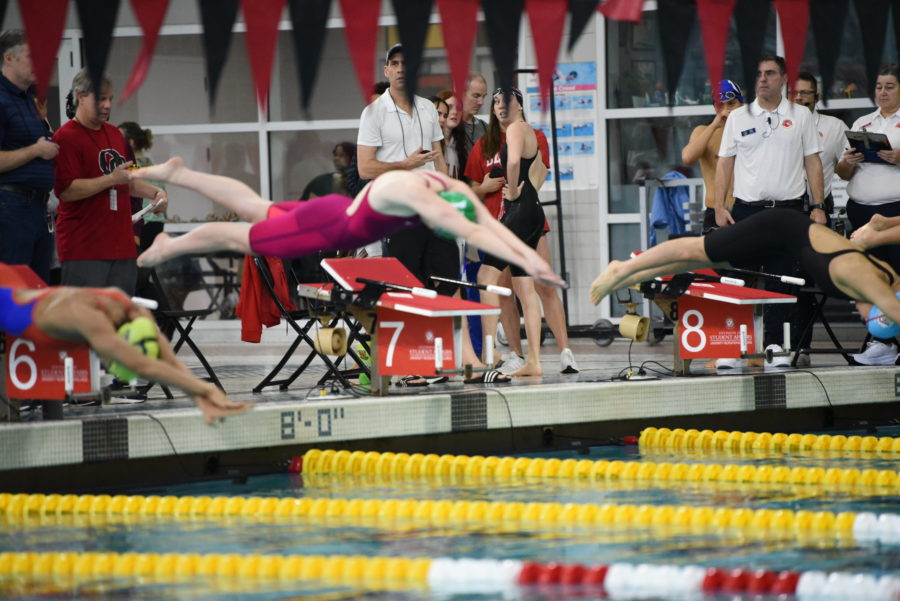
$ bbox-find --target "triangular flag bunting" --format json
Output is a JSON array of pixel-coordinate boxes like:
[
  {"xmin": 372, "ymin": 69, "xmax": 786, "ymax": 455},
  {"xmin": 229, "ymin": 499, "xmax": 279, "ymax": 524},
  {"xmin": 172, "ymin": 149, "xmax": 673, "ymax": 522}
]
[
  {"xmin": 569, "ymin": 0, "xmax": 600, "ymax": 51},
  {"xmin": 338, "ymin": 0, "xmax": 381, "ymax": 103},
  {"xmin": 120, "ymin": 0, "xmax": 170, "ymax": 103},
  {"xmin": 436, "ymin": 0, "xmax": 479, "ymax": 101},
  {"xmin": 734, "ymin": 0, "xmax": 772, "ymax": 99},
  {"xmin": 657, "ymin": 0, "xmax": 696, "ymax": 107},
  {"xmin": 855, "ymin": 0, "xmax": 890, "ymax": 99},
  {"xmin": 526, "ymin": 0, "xmax": 567, "ymax": 109},
  {"xmin": 774, "ymin": 0, "xmax": 809, "ymax": 95},
  {"xmin": 197, "ymin": 0, "xmax": 240, "ymax": 106},
  {"xmin": 288, "ymin": 0, "xmax": 331, "ymax": 110},
  {"xmin": 242, "ymin": 0, "xmax": 287, "ymax": 113},
  {"xmin": 483, "ymin": 0, "xmax": 525, "ymax": 100},
  {"xmin": 697, "ymin": 0, "xmax": 735, "ymax": 103},
  {"xmin": 74, "ymin": 0, "xmax": 121, "ymax": 96},
  {"xmin": 598, "ymin": 0, "xmax": 644, "ymax": 23},
  {"xmin": 19, "ymin": 0, "xmax": 68, "ymax": 101},
  {"xmin": 809, "ymin": 0, "xmax": 848, "ymax": 105},
  {"xmin": 390, "ymin": 0, "xmax": 435, "ymax": 102}
]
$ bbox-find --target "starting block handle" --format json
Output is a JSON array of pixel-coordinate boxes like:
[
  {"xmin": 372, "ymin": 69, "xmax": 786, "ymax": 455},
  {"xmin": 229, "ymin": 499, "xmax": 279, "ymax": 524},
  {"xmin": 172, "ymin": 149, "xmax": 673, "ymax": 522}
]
[
  {"xmin": 131, "ymin": 296, "xmax": 159, "ymax": 310},
  {"xmin": 780, "ymin": 275, "xmax": 806, "ymax": 286},
  {"xmin": 411, "ymin": 287, "xmax": 438, "ymax": 299},
  {"xmin": 719, "ymin": 276, "xmax": 746, "ymax": 287},
  {"xmin": 430, "ymin": 275, "xmax": 512, "ymax": 297}
]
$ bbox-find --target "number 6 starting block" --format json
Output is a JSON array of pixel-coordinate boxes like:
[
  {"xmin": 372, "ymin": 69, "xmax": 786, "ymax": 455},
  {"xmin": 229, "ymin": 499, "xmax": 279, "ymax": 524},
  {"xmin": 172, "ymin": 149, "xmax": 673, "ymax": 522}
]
[
  {"xmin": 298, "ymin": 257, "xmax": 500, "ymax": 395},
  {"xmin": 638, "ymin": 269, "xmax": 796, "ymax": 375}
]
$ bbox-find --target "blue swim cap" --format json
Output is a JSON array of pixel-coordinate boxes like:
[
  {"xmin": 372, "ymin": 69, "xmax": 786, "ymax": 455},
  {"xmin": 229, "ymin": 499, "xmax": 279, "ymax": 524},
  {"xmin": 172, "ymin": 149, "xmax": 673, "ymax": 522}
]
[
  {"xmin": 718, "ymin": 79, "xmax": 744, "ymax": 103},
  {"xmin": 867, "ymin": 293, "xmax": 900, "ymax": 338}
]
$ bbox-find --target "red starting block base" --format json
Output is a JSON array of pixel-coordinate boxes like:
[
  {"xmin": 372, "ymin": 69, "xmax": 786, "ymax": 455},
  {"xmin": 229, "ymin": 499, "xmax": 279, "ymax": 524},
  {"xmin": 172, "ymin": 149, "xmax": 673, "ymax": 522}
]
[{"xmin": 300, "ymin": 258, "xmax": 500, "ymax": 395}]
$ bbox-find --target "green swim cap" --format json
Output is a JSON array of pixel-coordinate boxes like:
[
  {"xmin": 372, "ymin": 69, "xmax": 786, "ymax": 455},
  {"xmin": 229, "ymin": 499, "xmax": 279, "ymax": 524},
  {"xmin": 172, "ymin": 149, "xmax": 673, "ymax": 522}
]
[
  {"xmin": 435, "ymin": 190, "xmax": 477, "ymax": 239},
  {"xmin": 107, "ymin": 316, "xmax": 160, "ymax": 382}
]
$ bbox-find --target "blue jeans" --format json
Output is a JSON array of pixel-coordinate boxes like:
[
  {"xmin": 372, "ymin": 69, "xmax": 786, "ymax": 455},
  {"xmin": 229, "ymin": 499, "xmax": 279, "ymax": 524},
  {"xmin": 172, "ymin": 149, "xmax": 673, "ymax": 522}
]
[{"xmin": 0, "ymin": 189, "xmax": 53, "ymax": 283}]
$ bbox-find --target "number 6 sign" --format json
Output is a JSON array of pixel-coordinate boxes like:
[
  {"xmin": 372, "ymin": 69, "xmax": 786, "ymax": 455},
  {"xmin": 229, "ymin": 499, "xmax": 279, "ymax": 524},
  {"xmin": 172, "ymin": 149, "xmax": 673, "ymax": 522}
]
[{"xmin": 4, "ymin": 335, "xmax": 101, "ymax": 400}]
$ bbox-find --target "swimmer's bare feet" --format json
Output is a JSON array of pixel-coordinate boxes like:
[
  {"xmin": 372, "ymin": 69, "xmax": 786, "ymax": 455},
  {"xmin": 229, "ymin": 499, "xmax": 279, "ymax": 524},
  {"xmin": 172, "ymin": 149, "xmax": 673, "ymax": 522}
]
[
  {"xmin": 589, "ymin": 260, "xmax": 622, "ymax": 304},
  {"xmin": 510, "ymin": 360, "xmax": 542, "ymax": 377},
  {"xmin": 130, "ymin": 156, "xmax": 186, "ymax": 183},
  {"xmin": 137, "ymin": 233, "xmax": 173, "ymax": 267}
]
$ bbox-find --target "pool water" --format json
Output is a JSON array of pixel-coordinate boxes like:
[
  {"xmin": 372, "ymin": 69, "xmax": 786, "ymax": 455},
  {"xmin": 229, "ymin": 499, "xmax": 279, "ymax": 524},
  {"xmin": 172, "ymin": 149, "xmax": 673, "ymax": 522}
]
[{"xmin": 2, "ymin": 427, "xmax": 900, "ymax": 600}]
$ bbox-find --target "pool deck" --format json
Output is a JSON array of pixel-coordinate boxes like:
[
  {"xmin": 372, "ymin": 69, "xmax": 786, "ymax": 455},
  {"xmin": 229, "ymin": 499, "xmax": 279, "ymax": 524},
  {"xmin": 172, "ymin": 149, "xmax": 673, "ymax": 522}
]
[{"xmin": 2, "ymin": 319, "xmax": 898, "ymax": 493}]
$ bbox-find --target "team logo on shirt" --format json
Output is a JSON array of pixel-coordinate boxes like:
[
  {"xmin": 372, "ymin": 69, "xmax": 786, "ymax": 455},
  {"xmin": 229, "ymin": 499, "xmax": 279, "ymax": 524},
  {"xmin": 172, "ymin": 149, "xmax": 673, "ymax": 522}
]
[
  {"xmin": 98, "ymin": 149, "xmax": 128, "ymax": 174},
  {"xmin": 782, "ymin": 119, "xmax": 793, "ymax": 128}
]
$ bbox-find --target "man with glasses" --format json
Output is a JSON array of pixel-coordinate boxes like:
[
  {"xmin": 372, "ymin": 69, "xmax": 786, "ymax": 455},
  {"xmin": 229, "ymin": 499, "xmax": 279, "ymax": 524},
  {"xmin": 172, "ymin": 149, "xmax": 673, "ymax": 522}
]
[
  {"xmin": 682, "ymin": 80, "xmax": 745, "ymax": 233},
  {"xmin": 713, "ymin": 55, "xmax": 825, "ymax": 368},
  {"xmin": 794, "ymin": 72, "xmax": 848, "ymax": 220}
]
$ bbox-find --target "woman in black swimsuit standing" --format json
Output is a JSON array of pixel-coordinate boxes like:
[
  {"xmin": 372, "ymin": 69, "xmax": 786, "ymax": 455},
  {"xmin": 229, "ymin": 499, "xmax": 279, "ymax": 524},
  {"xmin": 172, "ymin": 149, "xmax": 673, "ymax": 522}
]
[
  {"xmin": 478, "ymin": 88, "xmax": 548, "ymax": 377},
  {"xmin": 590, "ymin": 209, "xmax": 900, "ymax": 329}
]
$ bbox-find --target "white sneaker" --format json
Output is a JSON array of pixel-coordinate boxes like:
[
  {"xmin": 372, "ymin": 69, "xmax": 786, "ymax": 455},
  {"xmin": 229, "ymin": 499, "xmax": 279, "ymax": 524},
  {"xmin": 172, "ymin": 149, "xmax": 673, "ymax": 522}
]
[
  {"xmin": 715, "ymin": 357, "xmax": 746, "ymax": 370},
  {"xmin": 498, "ymin": 352, "xmax": 525, "ymax": 374},
  {"xmin": 764, "ymin": 344, "xmax": 791, "ymax": 368},
  {"xmin": 560, "ymin": 348, "xmax": 580, "ymax": 373},
  {"xmin": 853, "ymin": 341, "xmax": 899, "ymax": 366}
]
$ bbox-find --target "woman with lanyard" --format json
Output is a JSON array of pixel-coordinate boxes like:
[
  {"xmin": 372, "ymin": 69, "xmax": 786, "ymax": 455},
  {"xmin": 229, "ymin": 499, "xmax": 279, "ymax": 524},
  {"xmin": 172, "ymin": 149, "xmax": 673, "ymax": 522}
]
[
  {"xmin": 836, "ymin": 63, "xmax": 900, "ymax": 365},
  {"xmin": 475, "ymin": 88, "xmax": 549, "ymax": 377}
]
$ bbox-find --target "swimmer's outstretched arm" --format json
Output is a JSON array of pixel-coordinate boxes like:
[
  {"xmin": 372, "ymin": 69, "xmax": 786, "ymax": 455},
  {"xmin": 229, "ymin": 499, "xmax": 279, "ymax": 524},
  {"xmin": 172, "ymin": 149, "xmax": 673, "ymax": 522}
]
[
  {"xmin": 375, "ymin": 173, "xmax": 565, "ymax": 287},
  {"xmin": 56, "ymin": 303, "xmax": 252, "ymax": 424}
]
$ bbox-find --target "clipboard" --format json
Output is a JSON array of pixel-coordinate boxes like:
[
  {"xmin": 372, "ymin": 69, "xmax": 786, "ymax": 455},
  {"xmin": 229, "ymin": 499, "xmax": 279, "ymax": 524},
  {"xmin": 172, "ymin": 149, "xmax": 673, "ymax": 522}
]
[{"xmin": 845, "ymin": 131, "xmax": 892, "ymax": 164}]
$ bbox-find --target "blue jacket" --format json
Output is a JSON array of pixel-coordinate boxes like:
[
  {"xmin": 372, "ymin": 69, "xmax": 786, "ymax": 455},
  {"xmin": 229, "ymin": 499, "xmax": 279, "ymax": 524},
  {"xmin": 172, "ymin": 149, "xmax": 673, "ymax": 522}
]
[{"xmin": 649, "ymin": 171, "xmax": 689, "ymax": 246}]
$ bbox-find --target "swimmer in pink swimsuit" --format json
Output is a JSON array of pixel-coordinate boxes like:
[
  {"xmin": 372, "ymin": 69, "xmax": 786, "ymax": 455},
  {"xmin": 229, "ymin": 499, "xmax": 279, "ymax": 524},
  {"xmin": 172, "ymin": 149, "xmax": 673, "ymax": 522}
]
[{"xmin": 129, "ymin": 159, "xmax": 564, "ymax": 288}]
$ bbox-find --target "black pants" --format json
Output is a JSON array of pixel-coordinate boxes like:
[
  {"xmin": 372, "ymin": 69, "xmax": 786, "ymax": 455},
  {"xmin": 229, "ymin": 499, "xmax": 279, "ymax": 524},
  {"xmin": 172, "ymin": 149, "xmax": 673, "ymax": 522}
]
[
  {"xmin": 384, "ymin": 224, "xmax": 460, "ymax": 296},
  {"xmin": 731, "ymin": 202, "xmax": 815, "ymax": 351}
]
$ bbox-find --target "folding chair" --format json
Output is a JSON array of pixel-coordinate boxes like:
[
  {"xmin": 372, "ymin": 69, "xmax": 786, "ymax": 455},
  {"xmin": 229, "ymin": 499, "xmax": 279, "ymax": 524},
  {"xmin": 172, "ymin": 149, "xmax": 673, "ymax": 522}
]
[
  {"xmin": 792, "ymin": 288, "xmax": 859, "ymax": 366},
  {"xmin": 143, "ymin": 268, "xmax": 222, "ymax": 398},
  {"xmin": 251, "ymin": 256, "xmax": 369, "ymax": 393}
]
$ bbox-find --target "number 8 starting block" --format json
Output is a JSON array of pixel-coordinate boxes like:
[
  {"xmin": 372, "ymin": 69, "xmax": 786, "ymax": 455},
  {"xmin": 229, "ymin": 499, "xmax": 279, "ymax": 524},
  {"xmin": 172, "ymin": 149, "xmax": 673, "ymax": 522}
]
[{"xmin": 639, "ymin": 269, "xmax": 796, "ymax": 375}]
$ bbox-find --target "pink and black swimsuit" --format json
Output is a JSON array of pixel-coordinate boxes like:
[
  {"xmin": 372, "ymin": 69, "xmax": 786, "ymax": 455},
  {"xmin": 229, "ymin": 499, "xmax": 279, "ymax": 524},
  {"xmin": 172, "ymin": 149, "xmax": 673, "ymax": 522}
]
[{"xmin": 248, "ymin": 190, "xmax": 421, "ymax": 259}]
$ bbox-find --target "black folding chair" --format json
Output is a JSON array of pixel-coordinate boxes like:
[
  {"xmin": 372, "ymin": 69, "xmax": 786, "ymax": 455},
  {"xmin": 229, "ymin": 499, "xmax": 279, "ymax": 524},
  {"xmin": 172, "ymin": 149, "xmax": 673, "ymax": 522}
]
[
  {"xmin": 251, "ymin": 257, "xmax": 369, "ymax": 393},
  {"xmin": 144, "ymin": 268, "xmax": 223, "ymax": 398}
]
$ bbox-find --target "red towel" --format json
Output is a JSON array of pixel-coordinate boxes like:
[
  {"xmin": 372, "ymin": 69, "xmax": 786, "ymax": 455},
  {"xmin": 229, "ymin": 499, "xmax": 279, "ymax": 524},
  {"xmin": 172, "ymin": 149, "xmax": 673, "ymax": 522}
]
[{"xmin": 236, "ymin": 256, "xmax": 295, "ymax": 343}]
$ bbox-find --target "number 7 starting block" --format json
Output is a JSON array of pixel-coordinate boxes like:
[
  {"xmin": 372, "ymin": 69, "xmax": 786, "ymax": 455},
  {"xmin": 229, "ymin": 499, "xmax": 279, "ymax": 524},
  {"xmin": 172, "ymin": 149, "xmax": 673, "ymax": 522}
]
[
  {"xmin": 297, "ymin": 257, "xmax": 500, "ymax": 395},
  {"xmin": 638, "ymin": 269, "xmax": 796, "ymax": 375}
]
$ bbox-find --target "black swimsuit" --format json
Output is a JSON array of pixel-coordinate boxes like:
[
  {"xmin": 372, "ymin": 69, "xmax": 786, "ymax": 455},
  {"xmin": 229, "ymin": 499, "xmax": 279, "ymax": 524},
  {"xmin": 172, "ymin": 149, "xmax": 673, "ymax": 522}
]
[
  {"xmin": 704, "ymin": 209, "xmax": 895, "ymax": 300},
  {"xmin": 482, "ymin": 142, "xmax": 546, "ymax": 277}
]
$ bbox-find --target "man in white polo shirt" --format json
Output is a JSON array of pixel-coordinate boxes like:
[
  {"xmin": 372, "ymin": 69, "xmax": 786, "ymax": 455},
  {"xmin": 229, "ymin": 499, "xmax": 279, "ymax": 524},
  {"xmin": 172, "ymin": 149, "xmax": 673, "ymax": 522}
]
[
  {"xmin": 356, "ymin": 44, "xmax": 450, "ymax": 387},
  {"xmin": 794, "ymin": 71, "xmax": 848, "ymax": 220},
  {"xmin": 714, "ymin": 54, "xmax": 825, "ymax": 367}
]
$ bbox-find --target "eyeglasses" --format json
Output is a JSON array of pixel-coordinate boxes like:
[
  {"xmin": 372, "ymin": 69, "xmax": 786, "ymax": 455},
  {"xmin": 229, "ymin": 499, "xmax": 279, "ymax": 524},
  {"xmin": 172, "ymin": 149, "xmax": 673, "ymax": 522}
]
[{"xmin": 795, "ymin": 90, "xmax": 816, "ymax": 97}]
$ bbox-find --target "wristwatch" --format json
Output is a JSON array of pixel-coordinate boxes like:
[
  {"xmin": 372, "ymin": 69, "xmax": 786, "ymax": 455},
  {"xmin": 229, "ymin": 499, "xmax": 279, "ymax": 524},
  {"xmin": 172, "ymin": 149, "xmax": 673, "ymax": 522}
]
[{"xmin": 809, "ymin": 203, "xmax": 826, "ymax": 211}]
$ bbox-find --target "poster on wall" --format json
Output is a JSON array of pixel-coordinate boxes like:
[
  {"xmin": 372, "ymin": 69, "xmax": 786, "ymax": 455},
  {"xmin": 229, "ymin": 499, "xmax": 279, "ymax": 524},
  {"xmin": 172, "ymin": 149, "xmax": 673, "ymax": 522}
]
[{"xmin": 526, "ymin": 61, "xmax": 599, "ymax": 190}]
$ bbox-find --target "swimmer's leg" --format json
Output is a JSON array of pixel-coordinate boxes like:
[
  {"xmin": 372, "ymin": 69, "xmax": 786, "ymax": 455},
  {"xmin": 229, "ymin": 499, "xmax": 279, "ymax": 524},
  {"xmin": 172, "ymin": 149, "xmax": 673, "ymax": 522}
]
[
  {"xmin": 138, "ymin": 223, "xmax": 252, "ymax": 267},
  {"xmin": 131, "ymin": 157, "xmax": 270, "ymax": 223},
  {"xmin": 590, "ymin": 237, "xmax": 712, "ymax": 304}
]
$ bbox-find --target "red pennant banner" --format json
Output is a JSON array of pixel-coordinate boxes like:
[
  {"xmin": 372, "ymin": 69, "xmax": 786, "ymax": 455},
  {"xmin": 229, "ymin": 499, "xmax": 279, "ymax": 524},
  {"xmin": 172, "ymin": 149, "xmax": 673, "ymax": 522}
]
[
  {"xmin": 339, "ymin": 0, "xmax": 382, "ymax": 103},
  {"xmin": 774, "ymin": 0, "xmax": 809, "ymax": 94},
  {"xmin": 19, "ymin": 0, "xmax": 68, "ymax": 100},
  {"xmin": 697, "ymin": 0, "xmax": 735, "ymax": 104},
  {"xmin": 242, "ymin": 0, "xmax": 288, "ymax": 112},
  {"xmin": 121, "ymin": 0, "xmax": 170, "ymax": 103},
  {"xmin": 597, "ymin": 0, "xmax": 644, "ymax": 22},
  {"xmin": 526, "ymin": 0, "xmax": 566, "ymax": 109},
  {"xmin": 436, "ymin": 0, "xmax": 479, "ymax": 101}
]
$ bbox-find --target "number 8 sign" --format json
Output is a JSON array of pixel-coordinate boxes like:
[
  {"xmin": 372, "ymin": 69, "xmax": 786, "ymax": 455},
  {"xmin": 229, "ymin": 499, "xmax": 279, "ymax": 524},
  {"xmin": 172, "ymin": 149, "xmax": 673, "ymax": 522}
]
[{"xmin": 676, "ymin": 296, "xmax": 756, "ymax": 359}]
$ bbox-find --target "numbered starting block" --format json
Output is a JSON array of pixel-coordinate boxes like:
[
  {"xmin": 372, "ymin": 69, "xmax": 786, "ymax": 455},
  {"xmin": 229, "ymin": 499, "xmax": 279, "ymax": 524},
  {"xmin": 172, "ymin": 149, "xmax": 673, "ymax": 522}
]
[
  {"xmin": 298, "ymin": 257, "xmax": 500, "ymax": 395},
  {"xmin": 637, "ymin": 269, "xmax": 796, "ymax": 375}
]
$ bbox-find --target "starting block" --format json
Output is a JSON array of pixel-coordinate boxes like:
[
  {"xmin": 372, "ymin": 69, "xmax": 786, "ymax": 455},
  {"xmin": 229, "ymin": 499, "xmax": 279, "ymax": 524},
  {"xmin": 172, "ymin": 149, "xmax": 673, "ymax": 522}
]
[
  {"xmin": 298, "ymin": 257, "xmax": 500, "ymax": 395},
  {"xmin": 637, "ymin": 269, "xmax": 796, "ymax": 375}
]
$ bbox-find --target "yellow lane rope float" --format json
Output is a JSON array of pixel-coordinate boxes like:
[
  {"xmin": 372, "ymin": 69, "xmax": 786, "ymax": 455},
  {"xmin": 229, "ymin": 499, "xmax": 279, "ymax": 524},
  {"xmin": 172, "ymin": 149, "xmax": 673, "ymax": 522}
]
[
  {"xmin": 2, "ymin": 492, "xmax": 899, "ymax": 545},
  {"xmin": 295, "ymin": 449, "xmax": 900, "ymax": 494},
  {"xmin": 638, "ymin": 427, "xmax": 900, "ymax": 456}
]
